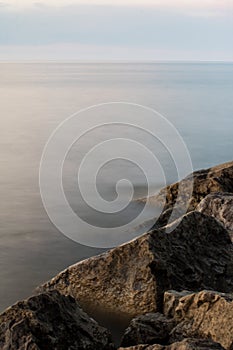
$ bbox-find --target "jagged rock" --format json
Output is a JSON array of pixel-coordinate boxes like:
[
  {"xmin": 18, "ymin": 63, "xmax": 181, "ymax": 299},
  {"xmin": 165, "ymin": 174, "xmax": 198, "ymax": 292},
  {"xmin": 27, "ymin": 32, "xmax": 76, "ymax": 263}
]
[
  {"xmin": 139, "ymin": 161, "xmax": 233, "ymax": 229},
  {"xmin": 167, "ymin": 339, "xmax": 225, "ymax": 349},
  {"xmin": 0, "ymin": 291, "xmax": 115, "ymax": 350},
  {"xmin": 163, "ymin": 291, "xmax": 193, "ymax": 318},
  {"xmin": 167, "ymin": 290, "xmax": 233, "ymax": 350},
  {"xmin": 120, "ymin": 313, "xmax": 175, "ymax": 347},
  {"xmin": 118, "ymin": 338, "xmax": 225, "ymax": 349},
  {"xmin": 118, "ymin": 345, "xmax": 163, "ymax": 350},
  {"xmin": 197, "ymin": 192, "xmax": 233, "ymax": 240},
  {"xmin": 38, "ymin": 212, "xmax": 233, "ymax": 319}
]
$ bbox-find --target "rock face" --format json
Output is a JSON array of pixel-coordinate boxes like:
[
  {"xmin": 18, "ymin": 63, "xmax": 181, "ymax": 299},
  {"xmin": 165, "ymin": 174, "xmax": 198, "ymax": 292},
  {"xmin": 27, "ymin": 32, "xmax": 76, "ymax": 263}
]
[
  {"xmin": 120, "ymin": 313, "xmax": 175, "ymax": 347},
  {"xmin": 166, "ymin": 339, "xmax": 225, "ymax": 350},
  {"xmin": 197, "ymin": 192, "xmax": 233, "ymax": 240},
  {"xmin": 139, "ymin": 161, "xmax": 233, "ymax": 229},
  {"xmin": 0, "ymin": 291, "xmax": 115, "ymax": 350},
  {"xmin": 38, "ymin": 211, "xmax": 233, "ymax": 319},
  {"xmin": 118, "ymin": 338, "xmax": 225, "ymax": 349},
  {"xmin": 164, "ymin": 290, "xmax": 233, "ymax": 350}
]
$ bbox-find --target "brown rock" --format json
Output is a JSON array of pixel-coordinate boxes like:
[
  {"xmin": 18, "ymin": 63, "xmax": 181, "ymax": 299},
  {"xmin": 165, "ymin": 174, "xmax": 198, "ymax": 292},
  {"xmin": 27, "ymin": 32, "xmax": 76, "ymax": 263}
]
[
  {"xmin": 120, "ymin": 313, "xmax": 175, "ymax": 347},
  {"xmin": 163, "ymin": 291, "xmax": 193, "ymax": 319},
  {"xmin": 139, "ymin": 161, "xmax": 233, "ymax": 229},
  {"xmin": 166, "ymin": 338, "xmax": 225, "ymax": 350},
  {"xmin": 118, "ymin": 338, "xmax": 225, "ymax": 350},
  {"xmin": 167, "ymin": 290, "xmax": 233, "ymax": 350},
  {"xmin": 0, "ymin": 291, "xmax": 115, "ymax": 350},
  {"xmin": 197, "ymin": 192, "xmax": 233, "ymax": 240},
  {"xmin": 38, "ymin": 212, "xmax": 233, "ymax": 319},
  {"xmin": 118, "ymin": 345, "xmax": 164, "ymax": 350}
]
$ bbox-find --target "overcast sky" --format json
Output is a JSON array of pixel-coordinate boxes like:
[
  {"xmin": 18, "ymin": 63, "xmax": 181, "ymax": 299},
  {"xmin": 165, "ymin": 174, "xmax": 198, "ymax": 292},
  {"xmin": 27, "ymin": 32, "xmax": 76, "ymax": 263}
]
[{"xmin": 0, "ymin": 0, "xmax": 232, "ymax": 61}]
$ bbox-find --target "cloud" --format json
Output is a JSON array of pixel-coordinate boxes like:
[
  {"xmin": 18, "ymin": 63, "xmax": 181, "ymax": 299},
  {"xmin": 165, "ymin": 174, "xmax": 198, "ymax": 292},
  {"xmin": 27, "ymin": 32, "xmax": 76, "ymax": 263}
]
[
  {"xmin": 0, "ymin": 2, "xmax": 232, "ymax": 60},
  {"xmin": 0, "ymin": 43, "xmax": 232, "ymax": 62},
  {"xmin": 1, "ymin": 0, "xmax": 233, "ymax": 10}
]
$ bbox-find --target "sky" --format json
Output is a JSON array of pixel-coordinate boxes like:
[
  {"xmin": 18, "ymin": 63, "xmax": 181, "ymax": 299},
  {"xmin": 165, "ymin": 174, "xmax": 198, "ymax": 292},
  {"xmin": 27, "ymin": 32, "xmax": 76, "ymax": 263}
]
[{"xmin": 0, "ymin": 0, "xmax": 232, "ymax": 61}]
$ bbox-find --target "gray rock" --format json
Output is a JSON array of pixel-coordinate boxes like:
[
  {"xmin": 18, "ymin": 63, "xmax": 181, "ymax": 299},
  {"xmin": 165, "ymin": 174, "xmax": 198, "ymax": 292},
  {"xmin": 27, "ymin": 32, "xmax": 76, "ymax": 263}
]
[
  {"xmin": 0, "ymin": 291, "xmax": 115, "ymax": 350},
  {"xmin": 197, "ymin": 192, "xmax": 233, "ymax": 240},
  {"xmin": 38, "ymin": 212, "xmax": 233, "ymax": 319},
  {"xmin": 167, "ymin": 290, "xmax": 233, "ymax": 350},
  {"xmin": 120, "ymin": 313, "xmax": 175, "ymax": 347}
]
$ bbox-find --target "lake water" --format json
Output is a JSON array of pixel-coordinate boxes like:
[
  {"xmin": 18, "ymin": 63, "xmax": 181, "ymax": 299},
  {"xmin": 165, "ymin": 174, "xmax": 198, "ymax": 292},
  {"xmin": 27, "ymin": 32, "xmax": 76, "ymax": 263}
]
[{"xmin": 0, "ymin": 62, "xmax": 233, "ymax": 313}]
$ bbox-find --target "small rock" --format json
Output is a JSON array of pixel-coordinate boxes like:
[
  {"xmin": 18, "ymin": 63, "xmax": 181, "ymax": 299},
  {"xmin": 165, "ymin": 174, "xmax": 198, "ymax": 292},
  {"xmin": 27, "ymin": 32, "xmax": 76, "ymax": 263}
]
[{"xmin": 120, "ymin": 313, "xmax": 175, "ymax": 347}]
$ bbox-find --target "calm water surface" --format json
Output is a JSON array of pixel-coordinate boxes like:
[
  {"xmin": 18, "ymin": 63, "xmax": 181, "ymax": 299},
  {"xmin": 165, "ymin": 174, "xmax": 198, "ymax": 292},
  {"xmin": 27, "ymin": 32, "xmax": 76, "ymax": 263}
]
[{"xmin": 0, "ymin": 62, "xmax": 233, "ymax": 312}]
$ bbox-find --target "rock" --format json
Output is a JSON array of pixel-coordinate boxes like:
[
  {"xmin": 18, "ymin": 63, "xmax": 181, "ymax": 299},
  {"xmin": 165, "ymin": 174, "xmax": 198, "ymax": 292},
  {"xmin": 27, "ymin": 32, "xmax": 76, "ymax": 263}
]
[
  {"xmin": 139, "ymin": 161, "xmax": 233, "ymax": 229},
  {"xmin": 163, "ymin": 291, "xmax": 193, "ymax": 319},
  {"xmin": 0, "ymin": 291, "xmax": 115, "ymax": 350},
  {"xmin": 120, "ymin": 313, "xmax": 175, "ymax": 347},
  {"xmin": 197, "ymin": 192, "xmax": 233, "ymax": 240},
  {"xmin": 118, "ymin": 345, "xmax": 164, "ymax": 350},
  {"xmin": 166, "ymin": 339, "xmax": 225, "ymax": 350},
  {"xmin": 38, "ymin": 212, "xmax": 233, "ymax": 319},
  {"xmin": 167, "ymin": 290, "xmax": 233, "ymax": 350},
  {"xmin": 118, "ymin": 338, "xmax": 225, "ymax": 349}
]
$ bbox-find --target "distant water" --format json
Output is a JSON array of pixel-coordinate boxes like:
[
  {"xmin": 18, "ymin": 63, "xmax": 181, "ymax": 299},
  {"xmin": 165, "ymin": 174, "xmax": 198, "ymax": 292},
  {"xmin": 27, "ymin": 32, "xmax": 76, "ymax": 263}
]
[{"xmin": 0, "ymin": 62, "xmax": 233, "ymax": 312}]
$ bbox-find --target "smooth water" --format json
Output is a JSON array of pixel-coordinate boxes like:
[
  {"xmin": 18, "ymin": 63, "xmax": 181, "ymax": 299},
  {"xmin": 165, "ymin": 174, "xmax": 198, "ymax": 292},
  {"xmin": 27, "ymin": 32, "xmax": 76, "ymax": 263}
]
[{"xmin": 0, "ymin": 62, "xmax": 233, "ymax": 312}]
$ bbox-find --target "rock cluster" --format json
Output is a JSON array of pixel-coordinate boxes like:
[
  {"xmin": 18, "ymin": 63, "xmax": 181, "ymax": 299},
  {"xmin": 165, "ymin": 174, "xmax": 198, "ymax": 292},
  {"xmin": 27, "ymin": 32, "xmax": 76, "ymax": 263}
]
[
  {"xmin": 0, "ymin": 161, "xmax": 233, "ymax": 349},
  {"xmin": 38, "ymin": 211, "xmax": 233, "ymax": 319},
  {"xmin": 118, "ymin": 290, "xmax": 233, "ymax": 350}
]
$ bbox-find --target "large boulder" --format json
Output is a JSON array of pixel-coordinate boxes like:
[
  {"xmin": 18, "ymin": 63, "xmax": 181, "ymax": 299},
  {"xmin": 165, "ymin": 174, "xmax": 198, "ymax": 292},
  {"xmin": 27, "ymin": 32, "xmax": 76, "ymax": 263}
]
[
  {"xmin": 139, "ymin": 161, "xmax": 233, "ymax": 229},
  {"xmin": 38, "ymin": 212, "xmax": 233, "ymax": 319},
  {"xmin": 120, "ymin": 313, "xmax": 175, "ymax": 347},
  {"xmin": 165, "ymin": 290, "xmax": 233, "ymax": 350},
  {"xmin": 118, "ymin": 338, "xmax": 225, "ymax": 349},
  {"xmin": 197, "ymin": 192, "xmax": 233, "ymax": 240},
  {"xmin": 0, "ymin": 291, "xmax": 115, "ymax": 350}
]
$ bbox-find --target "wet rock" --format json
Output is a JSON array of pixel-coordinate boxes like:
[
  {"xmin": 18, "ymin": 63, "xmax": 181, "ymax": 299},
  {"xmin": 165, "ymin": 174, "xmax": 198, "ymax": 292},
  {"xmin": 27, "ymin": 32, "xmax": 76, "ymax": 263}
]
[
  {"xmin": 197, "ymin": 192, "xmax": 233, "ymax": 240},
  {"xmin": 168, "ymin": 290, "xmax": 233, "ymax": 350},
  {"xmin": 38, "ymin": 212, "xmax": 233, "ymax": 319},
  {"xmin": 120, "ymin": 313, "xmax": 175, "ymax": 347},
  {"xmin": 0, "ymin": 291, "xmax": 115, "ymax": 350}
]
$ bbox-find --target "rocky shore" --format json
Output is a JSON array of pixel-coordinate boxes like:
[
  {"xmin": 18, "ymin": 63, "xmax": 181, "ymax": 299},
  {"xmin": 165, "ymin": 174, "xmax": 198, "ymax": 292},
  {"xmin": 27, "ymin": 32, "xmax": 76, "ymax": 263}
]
[{"xmin": 0, "ymin": 161, "xmax": 233, "ymax": 350}]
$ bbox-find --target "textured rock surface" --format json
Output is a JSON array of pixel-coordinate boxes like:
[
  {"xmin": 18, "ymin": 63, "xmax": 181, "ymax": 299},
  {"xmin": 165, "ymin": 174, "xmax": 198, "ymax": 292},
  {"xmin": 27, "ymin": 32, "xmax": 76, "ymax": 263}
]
[
  {"xmin": 163, "ymin": 291, "xmax": 193, "ymax": 319},
  {"xmin": 197, "ymin": 192, "xmax": 233, "ymax": 240},
  {"xmin": 167, "ymin": 290, "xmax": 233, "ymax": 350},
  {"xmin": 121, "ymin": 313, "xmax": 175, "ymax": 347},
  {"xmin": 38, "ymin": 212, "xmax": 233, "ymax": 319},
  {"xmin": 139, "ymin": 161, "xmax": 233, "ymax": 229},
  {"xmin": 0, "ymin": 291, "xmax": 115, "ymax": 350},
  {"xmin": 118, "ymin": 338, "xmax": 225, "ymax": 349},
  {"xmin": 167, "ymin": 339, "xmax": 225, "ymax": 350}
]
